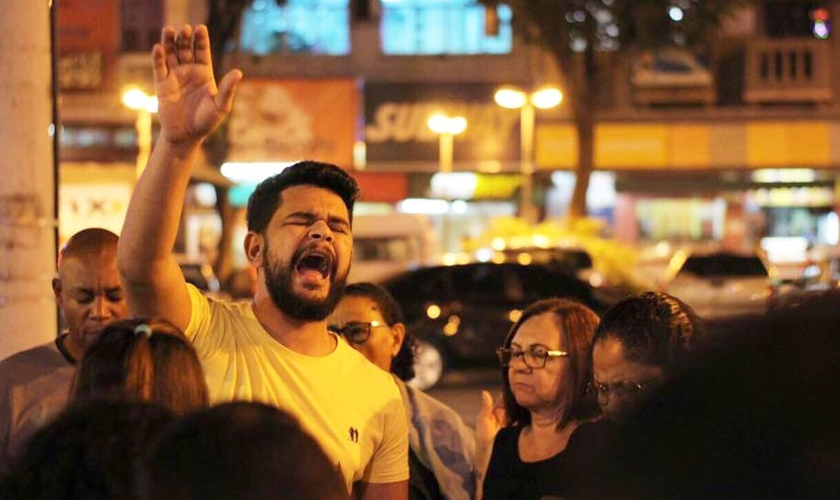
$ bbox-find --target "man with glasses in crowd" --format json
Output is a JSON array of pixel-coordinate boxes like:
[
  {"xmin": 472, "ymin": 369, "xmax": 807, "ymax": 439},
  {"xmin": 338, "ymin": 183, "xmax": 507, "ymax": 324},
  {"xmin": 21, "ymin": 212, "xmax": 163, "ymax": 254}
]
[{"xmin": 117, "ymin": 24, "xmax": 407, "ymax": 500}]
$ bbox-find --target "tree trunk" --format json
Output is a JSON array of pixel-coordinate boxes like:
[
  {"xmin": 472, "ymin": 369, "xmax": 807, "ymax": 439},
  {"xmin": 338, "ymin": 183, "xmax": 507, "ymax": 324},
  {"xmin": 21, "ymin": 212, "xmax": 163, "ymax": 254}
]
[
  {"xmin": 567, "ymin": 42, "xmax": 598, "ymax": 220},
  {"xmin": 568, "ymin": 110, "xmax": 594, "ymax": 219},
  {"xmin": 0, "ymin": 1, "xmax": 58, "ymax": 358},
  {"xmin": 214, "ymin": 186, "xmax": 234, "ymax": 284},
  {"xmin": 205, "ymin": 1, "xmax": 248, "ymax": 280}
]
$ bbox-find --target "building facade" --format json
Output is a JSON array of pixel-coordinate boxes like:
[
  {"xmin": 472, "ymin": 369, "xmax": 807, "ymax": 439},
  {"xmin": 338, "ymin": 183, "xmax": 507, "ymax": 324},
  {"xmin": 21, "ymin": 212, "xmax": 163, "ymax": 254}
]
[{"xmin": 58, "ymin": 0, "xmax": 840, "ymax": 276}]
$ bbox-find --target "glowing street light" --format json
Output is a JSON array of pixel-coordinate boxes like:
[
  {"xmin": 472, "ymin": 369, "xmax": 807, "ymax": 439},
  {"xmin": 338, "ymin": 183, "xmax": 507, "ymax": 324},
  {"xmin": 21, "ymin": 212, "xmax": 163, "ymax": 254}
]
[
  {"xmin": 494, "ymin": 85, "xmax": 563, "ymax": 222},
  {"xmin": 121, "ymin": 87, "xmax": 158, "ymax": 178},
  {"xmin": 427, "ymin": 112, "xmax": 467, "ymax": 173}
]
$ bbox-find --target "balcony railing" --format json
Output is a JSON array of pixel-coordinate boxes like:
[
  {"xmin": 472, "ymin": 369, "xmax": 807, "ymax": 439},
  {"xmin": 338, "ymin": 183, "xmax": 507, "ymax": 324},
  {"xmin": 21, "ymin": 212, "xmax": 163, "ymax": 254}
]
[{"xmin": 744, "ymin": 38, "xmax": 832, "ymax": 104}]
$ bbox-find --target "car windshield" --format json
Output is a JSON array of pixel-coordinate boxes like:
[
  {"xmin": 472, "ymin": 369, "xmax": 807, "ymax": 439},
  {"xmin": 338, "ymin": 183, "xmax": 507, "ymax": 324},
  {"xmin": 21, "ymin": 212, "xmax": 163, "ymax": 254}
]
[
  {"xmin": 680, "ymin": 254, "xmax": 768, "ymax": 278},
  {"xmin": 502, "ymin": 248, "xmax": 592, "ymax": 272}
]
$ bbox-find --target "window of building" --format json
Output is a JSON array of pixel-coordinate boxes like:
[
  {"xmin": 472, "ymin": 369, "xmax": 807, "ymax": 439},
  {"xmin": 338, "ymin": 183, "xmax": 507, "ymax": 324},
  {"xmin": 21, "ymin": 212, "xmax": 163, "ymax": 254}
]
[
  {"xmin": 764, "ymin": 1, "xmax": 831, "ymax": 39},
  {"xmin": 380, "ymin": 0, "xmax": 512, "ymax": 55},
  {"xmin": 240, "ymin": 0, "xmax": 351, "ymax": 55},
  {"xmin": 121, "ymin": 0, "xmax": 163, "ymax": 52}
]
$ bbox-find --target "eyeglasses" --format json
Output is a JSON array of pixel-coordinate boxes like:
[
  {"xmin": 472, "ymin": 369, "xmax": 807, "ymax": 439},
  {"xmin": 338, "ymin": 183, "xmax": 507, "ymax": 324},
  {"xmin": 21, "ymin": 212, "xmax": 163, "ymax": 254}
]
[
  {"xmin": 329, "ymin": 320, "xmax": 387, "ymax": 344},
  {"xmin": 592, "ymin": 380, "xmax": 657, "ymax": 401},
  {"xmin": 496, "ymin": 345, "xmax": 568, "ymax": 369}
]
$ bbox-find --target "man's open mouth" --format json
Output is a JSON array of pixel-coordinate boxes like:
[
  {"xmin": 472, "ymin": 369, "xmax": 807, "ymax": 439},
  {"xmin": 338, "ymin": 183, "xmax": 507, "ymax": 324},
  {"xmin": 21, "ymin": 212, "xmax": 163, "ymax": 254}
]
[{"xmin": 296, "ymin": 250, "xmax": 333, "ymax": 279}]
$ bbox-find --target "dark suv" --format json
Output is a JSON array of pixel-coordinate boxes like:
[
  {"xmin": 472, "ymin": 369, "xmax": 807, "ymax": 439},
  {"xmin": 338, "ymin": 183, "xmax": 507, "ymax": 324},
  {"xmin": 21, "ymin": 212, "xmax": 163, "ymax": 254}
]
[{"xmin": 383, "ymin": 262, "xmax": 606, "ymax": 387}]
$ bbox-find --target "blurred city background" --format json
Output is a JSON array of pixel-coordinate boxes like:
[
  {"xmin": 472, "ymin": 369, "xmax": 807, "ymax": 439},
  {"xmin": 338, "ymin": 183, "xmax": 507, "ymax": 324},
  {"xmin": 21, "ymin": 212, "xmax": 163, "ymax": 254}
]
[{"xmin": 3, "ymin": 1, "xmax": 840, "ymax": 394}]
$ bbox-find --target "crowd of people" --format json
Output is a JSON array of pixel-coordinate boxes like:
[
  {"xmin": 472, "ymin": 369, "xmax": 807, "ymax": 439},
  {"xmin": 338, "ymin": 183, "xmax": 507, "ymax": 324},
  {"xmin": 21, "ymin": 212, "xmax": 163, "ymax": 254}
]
[{"xmin": 1, "ymin": 23, "xmax": 838, "ymax": 500}]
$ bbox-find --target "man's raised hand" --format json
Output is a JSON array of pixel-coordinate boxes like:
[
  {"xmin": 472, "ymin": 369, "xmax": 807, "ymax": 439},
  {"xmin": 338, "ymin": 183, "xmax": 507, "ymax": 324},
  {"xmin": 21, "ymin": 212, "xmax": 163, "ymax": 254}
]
[{"xmin": 151, "ymin": 24, "xmax": 242, "ymax": 146}]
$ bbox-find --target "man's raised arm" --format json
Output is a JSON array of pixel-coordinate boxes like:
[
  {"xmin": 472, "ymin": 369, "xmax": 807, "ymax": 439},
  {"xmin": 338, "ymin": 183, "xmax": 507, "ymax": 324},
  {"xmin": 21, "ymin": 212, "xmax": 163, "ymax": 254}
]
[{"xmin": 118, "ymin": 24, "xmax": 241, "ymax": 331}]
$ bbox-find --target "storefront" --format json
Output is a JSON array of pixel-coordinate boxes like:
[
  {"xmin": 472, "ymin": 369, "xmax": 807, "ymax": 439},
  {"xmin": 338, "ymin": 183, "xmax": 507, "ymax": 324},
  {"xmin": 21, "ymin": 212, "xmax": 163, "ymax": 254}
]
[{"xmin": 536, "ymin": 120, "xmax": 840, "ymax": 257}]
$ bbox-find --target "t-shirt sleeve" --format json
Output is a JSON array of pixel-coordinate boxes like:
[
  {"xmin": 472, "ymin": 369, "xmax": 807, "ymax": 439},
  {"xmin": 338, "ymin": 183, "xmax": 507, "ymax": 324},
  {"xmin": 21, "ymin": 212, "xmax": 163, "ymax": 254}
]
[
  {"xmin": 363, "ymin": 382, "xmax": 410, "ymax": 484},
  {"xmin": 183, "ymin": 283, "xmax": 210, "ymax": 343}
]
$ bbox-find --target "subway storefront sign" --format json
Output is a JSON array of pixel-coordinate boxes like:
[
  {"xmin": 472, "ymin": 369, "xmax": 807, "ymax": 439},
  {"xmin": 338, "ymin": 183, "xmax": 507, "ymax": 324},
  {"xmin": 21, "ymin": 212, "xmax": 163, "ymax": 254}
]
[{"xmin": 364, "ymin": 83, "xmax": 521, "ymax": 170}]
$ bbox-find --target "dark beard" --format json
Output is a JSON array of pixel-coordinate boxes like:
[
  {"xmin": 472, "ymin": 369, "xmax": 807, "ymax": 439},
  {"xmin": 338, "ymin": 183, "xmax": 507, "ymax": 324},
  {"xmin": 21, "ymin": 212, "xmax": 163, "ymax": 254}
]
[{"xmin": 263, "ymin": 246, "xmax": 346, "ymax": 321}]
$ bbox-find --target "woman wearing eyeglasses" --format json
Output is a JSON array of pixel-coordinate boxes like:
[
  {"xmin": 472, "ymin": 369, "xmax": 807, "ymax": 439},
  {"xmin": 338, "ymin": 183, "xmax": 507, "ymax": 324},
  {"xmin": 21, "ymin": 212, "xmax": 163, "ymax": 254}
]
[
  {"xmin": 477, "ymin": 298, "xmax": 599, "ymax": 500},
  {"xmin": 556, "ymin": 292, "xmax": 701, "ymax": 500},
  {"xmin": 591, "ymin": 291, "xmax": 699, "ymax": 419},
  {"xmin": 328, "ymin": 282, "xmax": 475, "ymax": 500}
]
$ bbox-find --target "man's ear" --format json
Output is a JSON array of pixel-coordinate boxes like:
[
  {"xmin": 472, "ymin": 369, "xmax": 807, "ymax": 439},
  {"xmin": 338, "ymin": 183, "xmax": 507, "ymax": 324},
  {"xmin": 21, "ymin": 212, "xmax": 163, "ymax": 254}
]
[
  {"xmin": 390, "ymin": 323, "xmax": 406, "ymax": 358},
  {"xmin": 244, "ymin": 232, "xmax": 264, "ymax": 266},
  {"xmin": 51, "ymin": 278, "xmax": 62, "ymax": 301}
]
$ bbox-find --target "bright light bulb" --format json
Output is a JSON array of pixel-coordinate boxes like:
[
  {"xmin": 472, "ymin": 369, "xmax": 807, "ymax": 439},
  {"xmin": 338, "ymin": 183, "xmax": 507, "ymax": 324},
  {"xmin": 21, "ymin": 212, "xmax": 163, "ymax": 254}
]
[
  {"xmin": 121, "ymin": 87, "xmax": 158, "ymax": 112},
  {"xmin": 530, "ymin": 87, "xmax": 563, "ymax": 109},
  {"xmin": 427, "ymin": 114, "xmax": 467, "ymax": 135},
  {"xmin": 494, "ymin": 88, "xmax": 527, "ymax": 109},
  {"xmin": 668, "ymin": 7, "xmax": 684, "ymax": 22},
  {"xmin": 121, "ymin": 88, "xmax": 147, "ymax": 110},
  {"xmin": 427, "ymin": 114, "xmax": 450, "ymax": 134},
  {"xmin": 448, "ymin": 116, "xmax": 467, "ymax": 135}
]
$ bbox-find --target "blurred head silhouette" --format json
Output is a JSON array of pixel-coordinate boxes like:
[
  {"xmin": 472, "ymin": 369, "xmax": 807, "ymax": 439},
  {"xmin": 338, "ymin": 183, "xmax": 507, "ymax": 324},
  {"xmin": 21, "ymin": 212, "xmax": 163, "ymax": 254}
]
[
  {"xmin": 142, "ymin": 401, "xmax": 349, "ymax": 500},
  {"xmin": 0, "ymin": 400, "xmax": 174, "ymax": 500}
]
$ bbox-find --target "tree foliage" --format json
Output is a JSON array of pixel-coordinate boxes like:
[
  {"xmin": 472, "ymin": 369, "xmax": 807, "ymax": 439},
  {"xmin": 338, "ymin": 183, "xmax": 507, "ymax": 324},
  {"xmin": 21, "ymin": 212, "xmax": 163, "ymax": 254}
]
[{"xmin": 479, "ymin": 0, "xmax": 754, "ymax": 218}]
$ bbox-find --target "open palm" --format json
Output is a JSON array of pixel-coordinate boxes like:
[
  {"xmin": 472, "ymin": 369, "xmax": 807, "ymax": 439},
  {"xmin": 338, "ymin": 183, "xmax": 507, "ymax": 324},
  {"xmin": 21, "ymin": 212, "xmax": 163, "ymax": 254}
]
[{"xmin": 152, "ymin": 25, "xmax": 241, "ymax": 145}]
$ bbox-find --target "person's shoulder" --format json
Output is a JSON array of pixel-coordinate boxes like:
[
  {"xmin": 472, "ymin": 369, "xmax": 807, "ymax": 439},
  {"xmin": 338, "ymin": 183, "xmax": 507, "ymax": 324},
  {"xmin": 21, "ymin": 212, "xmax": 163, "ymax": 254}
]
[
  {"xmin": 334, "ymin": 340, "xmax": 400, "ymax": 390},
  {"xmin": 188, "ymin": 283, "xmax": 251, "ymax": 315},
  {"xmin": 0, "ymin": 342, "xmax": 68, "ymax": 388},
  {"xmin": 495, "ymin": 424, "xmax": 522, "ymax": 445},
  {"xmin": 403, "ymin": 383, "xmax": 463, "ymax": 420},
  {"xmin": 0, "ymin": 342, "xmax": 63, "ymax": 369},
  {"xmin": 566, "ymin": 417, "xmax": 618, "ymax": 459},
  {"xmin": 186, "ymin": 282, "xmax": 258, "ymax": 342}
]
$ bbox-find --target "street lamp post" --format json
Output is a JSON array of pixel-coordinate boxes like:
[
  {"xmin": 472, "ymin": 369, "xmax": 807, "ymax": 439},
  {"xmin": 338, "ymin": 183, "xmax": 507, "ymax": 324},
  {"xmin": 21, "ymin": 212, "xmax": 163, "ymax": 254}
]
[
  {"xmin": 494, "ymin": 86, "xmax": 563, "ymax": 223},
  {"xmin": 427, "ymin": 113, "xmax": 467, "ymax": 251},
  {"xmin": 121, "ymin": 87, "xmax": 158, "ymax": 179},
  {"xmin": 427, "ymin": 113, "xmax": 467, "ymax": 174}
]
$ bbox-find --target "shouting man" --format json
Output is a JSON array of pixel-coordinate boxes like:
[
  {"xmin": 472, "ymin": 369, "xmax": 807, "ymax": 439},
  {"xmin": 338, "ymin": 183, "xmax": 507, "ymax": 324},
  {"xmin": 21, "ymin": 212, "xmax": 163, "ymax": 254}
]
[{"xmin": 117, "ymin": 25, "xmax": 408, "ymax": 500}]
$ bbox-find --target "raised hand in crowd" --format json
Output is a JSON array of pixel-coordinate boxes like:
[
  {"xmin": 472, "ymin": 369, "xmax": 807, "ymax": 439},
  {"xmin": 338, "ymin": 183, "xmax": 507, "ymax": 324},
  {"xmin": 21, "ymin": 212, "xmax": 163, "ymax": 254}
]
[
  {"xmin": 152, "ymin": 24, "xmax": 241, "ymax": 146},
  {"xmin": 474, "ymin": 390, "xmax": 506, "ymax": 500}
]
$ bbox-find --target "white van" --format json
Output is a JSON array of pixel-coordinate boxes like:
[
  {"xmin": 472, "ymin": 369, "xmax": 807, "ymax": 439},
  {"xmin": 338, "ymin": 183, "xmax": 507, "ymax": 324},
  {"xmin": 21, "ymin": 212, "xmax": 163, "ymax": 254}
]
[{"xmin": 347, "ymin": 213, "xmax": 441, "ymax": 284}]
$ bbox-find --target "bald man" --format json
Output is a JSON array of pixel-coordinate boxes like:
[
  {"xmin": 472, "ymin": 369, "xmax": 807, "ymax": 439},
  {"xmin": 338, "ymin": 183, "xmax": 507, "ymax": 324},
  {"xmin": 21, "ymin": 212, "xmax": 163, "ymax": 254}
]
[{"xmin": 0, "ymin": 228, "xmax": 128, "ymax": 472}]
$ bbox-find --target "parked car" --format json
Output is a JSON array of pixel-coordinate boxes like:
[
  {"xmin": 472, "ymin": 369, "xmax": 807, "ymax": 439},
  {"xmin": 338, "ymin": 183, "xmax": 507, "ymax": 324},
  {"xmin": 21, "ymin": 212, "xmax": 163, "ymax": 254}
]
[
  {"xmin": 631, "ymin": 49, "xmax": 714, "ymax": 88},
  {"xmin": 659, "ymin": 249, "xmax": 775, "ymax": 320},
  {"xmin": 383, "ymin": 262, "xmax": 607, "ymax": 389},
  {"xmin": 498, "ymin": 245, "xmax": 628, "ymax": 306},
  {"xmin": 631, "ymin": 49, "xmax": 716, "ymax": 105},
  {"xmin": 348, "ymin": 213, "xmax": 441, "ymax": 284},
  {"xmin": 500, "ymin": 246, "xmax": 594, "ymax": 277}
]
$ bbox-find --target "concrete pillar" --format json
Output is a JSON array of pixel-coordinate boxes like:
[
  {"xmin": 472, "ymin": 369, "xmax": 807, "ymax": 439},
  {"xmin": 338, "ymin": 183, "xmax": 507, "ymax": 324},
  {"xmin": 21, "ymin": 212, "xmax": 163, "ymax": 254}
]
[{"xmin": 0, "ymin": 1, "xmax": 58, "ymax": 359}]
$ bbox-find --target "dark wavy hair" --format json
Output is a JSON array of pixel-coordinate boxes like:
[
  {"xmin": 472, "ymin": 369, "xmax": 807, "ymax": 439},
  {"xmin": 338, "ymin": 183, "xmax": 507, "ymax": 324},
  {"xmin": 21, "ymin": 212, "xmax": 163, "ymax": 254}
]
[
  {"xmin": 0, "ymin": 400, "xmax": 174, "ymax": 500},
  {"xmin": 501, "ymin": 298, "xmax": 600, "ymax": 429},
  {"xmin": 246, "ymin": 161, "xmax": 361, "ymax": 233},
  {"xmin": 343, "ymin": 282, "xmax": 416, "ymax": 382},
  {"xmin": 141, "ymin": 402, "xmax": 349, "ymax": 500},
  {"xmin": 72, "ymin": 317, "xmax": 209, "ymax": 415},
  {"xmin": 592, "ymin": 292, "xmax": 701, "ymax": 373}
]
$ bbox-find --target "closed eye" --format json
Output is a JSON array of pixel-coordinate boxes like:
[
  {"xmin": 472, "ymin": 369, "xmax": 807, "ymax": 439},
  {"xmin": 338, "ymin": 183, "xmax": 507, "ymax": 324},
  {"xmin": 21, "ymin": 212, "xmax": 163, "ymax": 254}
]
[{"xmin": 329, "ymin": 221, "xmax": 350, "ymax": 233}]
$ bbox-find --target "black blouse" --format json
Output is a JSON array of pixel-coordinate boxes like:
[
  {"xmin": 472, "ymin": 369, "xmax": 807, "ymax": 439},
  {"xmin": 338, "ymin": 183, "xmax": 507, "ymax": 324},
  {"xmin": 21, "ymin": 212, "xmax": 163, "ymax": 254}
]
[{"xmin": 482, "ymin": 425, "xmax": 575, "ymax": 500}]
